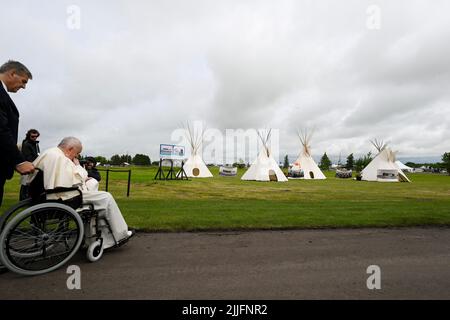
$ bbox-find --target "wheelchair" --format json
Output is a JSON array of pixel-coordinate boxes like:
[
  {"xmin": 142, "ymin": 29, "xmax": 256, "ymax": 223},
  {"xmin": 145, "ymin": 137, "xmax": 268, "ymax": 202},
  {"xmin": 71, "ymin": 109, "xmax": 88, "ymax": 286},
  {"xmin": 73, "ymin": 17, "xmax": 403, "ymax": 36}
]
[{"xmin": 0, "ymin": 170, "xmax": 132, "ymax": 276}]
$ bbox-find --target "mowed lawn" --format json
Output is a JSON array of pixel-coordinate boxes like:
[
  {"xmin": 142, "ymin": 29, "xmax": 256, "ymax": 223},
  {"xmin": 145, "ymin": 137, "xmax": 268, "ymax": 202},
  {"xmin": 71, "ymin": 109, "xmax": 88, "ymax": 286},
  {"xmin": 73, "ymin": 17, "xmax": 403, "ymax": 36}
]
[{"xmin": 1, "ymin": 167, "xmax": 450, "ymax": 231}]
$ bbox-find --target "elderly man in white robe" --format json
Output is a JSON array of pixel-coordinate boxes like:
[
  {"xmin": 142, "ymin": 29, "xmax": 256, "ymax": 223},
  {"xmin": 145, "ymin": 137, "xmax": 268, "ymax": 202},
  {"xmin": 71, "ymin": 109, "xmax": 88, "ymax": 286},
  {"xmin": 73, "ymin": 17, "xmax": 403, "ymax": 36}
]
[{"xmin": 30, "ymin": 136, "xmax": 134, "ymax": 248}]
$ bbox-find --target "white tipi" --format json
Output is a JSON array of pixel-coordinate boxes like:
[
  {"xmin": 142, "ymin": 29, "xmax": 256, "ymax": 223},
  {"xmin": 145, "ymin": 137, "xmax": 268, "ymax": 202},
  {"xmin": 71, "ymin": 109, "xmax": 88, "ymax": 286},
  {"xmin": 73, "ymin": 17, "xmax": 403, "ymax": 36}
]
[
  {"xmin": 241, "ymin": 129, "xmax": 288, "ymax": 182},
  {"xmin": 395, "ymin": 160, "xmax": 414, "ymax": 173},
  {"xmin": 361, "ymin": 139, "xmax": 410, "ymax": 182},
  {"xmin": 180, "ymin": 122, "xmax": 213, "ymax": 178},
  {"xmin": 291, "ymin": 130, "xmax": 326, "ymax": 180}
]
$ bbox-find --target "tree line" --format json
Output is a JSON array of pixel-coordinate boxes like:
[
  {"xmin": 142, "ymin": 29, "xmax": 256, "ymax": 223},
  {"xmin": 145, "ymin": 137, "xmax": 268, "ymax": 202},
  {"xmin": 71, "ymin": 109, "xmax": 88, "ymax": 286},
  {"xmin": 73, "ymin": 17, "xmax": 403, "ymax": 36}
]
[
  {"xmin": 79, "ymin": 154, "xmax": 152, "ymax": 166},
  {"xmin": 81, "ymin": 151, "xmax": 450, "ymax": 174},
  {"xmin": 281, "ymin": 152, "xmax": 372, "ymax": 172},
  {"xmin": 316, "ymin": 152, "xmax": 373, "ymax": 172},
  {"xmin": 318, "ymin": 152, "xmax": 450, "ymax": 174},
  {"xmin": 283, "ymin": 152, "xmax": 450, "ymax": 175}
]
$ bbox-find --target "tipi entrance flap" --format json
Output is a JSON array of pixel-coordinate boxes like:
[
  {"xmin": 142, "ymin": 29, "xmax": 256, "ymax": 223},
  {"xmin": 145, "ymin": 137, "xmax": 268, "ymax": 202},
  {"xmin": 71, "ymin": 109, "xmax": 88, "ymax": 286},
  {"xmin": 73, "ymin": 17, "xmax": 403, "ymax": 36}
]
[
  {"xmin": 398, "ymin": 169, "xmax": 411, "ymax": 182},
  {"xmin": 269, "ymin": 169, "xmax": 277, "ymax": 181},
  {"xmin": 192, "ymin": 167, "xmax": 200, "ymax": 176}
]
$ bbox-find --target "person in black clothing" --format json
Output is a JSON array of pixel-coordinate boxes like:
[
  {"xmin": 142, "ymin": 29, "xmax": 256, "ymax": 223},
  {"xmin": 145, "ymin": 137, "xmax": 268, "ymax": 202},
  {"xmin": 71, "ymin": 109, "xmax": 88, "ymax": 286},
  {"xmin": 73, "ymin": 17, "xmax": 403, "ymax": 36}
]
[
  {"xmin": 21, "ymin": 129, "xmax": 40, "ymax": 161},
  {"xmin": 84, "ymin": 156, "xmax": 101, "ymax": 182},
  {"xmin": 19, "ymin": 129, "xmax": 41, "ymax": 200},
  {"xmin": 0, "ymin": 60, "xmax": 35, "ymax": 273},
  {"xmin": 0, "ymin": 60, "xmax": 35, "ymax": 207}
]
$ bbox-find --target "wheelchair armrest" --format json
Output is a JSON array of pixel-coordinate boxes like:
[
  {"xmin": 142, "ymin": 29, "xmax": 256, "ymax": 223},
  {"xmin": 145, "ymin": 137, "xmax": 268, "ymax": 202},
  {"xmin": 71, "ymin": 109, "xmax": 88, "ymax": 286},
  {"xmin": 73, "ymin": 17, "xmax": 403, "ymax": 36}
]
[
  {"xmin": 28, "ymin": 170, "xmax": 84, "ymax": 209},
  {"xmin": 45, "ymin": 186, "xmax": 81, "ymax": 195},
  {"xmin": 42, "ymin": 187, "xmax": 84, "ymax": 210},
  {"xmin": 44, "ymin": 187, "xmax": 82, "ymax": 200}
]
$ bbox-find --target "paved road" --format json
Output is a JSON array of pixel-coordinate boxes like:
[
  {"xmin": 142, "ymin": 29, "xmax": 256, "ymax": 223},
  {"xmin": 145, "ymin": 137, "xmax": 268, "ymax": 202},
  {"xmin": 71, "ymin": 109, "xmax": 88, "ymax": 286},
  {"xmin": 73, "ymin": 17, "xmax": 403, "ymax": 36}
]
[{"xmin": 0, "ymin": 227, "xmax": 449, "ymax": 299}]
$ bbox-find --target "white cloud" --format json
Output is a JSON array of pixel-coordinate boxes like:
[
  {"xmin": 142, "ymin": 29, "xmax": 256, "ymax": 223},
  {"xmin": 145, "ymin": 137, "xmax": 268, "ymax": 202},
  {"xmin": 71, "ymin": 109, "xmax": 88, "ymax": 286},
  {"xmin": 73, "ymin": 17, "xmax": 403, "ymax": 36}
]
[{"xmin": 1, "ymin": 0, "xmax": 449, "ymax": 162}]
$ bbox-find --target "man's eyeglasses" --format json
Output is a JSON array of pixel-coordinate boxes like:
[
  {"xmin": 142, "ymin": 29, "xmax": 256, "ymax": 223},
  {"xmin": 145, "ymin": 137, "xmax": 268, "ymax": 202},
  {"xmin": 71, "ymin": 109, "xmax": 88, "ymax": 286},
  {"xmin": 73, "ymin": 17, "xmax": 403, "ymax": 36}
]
[{"xmin": 30, "ymin": 135, "xmax": 39, "ymax": 139}]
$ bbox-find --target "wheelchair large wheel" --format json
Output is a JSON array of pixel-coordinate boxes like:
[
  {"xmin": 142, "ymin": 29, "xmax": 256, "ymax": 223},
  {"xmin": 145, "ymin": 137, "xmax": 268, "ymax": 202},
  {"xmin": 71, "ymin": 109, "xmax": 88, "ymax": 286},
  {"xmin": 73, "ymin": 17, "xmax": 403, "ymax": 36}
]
[
  {"xmin": 0, "ymin": 198, "xmax": 32, "ymax": 272},
  {"xmin": 0, "ymin": 198, "xmax": 33, "ymax": 231},
  {"xmin": 0, "ymin": 203, "xmax": 84, "ymax": 276}
]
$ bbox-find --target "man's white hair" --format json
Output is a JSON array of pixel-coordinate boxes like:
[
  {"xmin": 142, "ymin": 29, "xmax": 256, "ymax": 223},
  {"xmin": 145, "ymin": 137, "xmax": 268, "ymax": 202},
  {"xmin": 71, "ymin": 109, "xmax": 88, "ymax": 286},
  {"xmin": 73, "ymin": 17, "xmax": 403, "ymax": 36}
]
[{"xmin": 58, "ymin": 136, "xmax": 82, "ymax": 149}]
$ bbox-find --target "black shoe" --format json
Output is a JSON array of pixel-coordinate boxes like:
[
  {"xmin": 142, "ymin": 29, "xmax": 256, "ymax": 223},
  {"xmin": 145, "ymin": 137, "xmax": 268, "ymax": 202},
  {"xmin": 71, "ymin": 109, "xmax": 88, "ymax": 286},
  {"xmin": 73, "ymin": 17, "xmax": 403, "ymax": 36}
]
[{"xmin": 115, "ymin": 229, "xmax": 135, "ymax": 248}]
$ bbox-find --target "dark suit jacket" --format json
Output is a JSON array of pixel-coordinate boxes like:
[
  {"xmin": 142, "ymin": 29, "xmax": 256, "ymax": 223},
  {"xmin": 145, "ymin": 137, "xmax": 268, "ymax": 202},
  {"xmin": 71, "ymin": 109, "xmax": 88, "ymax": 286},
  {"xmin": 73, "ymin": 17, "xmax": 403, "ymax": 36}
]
[
  {"xmin": 21, "ymin": 139, "xmax": 40, "ymax": 162},
  {"xmin": 0, "ymin": 82, "xmax": 25, "ymax": 181}
]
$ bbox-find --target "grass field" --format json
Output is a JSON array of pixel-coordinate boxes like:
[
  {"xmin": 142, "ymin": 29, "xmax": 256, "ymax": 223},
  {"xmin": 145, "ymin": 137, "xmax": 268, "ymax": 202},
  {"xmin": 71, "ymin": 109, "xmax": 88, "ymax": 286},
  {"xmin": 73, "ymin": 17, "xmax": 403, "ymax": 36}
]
[{"xmin": 1, "ymin": 167, "xmax": 449, "ymax": 232}]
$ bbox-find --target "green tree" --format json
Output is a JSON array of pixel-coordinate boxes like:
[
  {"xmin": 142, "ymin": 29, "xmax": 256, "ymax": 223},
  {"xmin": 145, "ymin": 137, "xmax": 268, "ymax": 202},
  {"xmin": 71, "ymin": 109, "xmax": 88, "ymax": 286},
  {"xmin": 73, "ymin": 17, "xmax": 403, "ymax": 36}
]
[
  {"xmin": 94, "ymin": 156, "xmax": 108, "ymax": 165},
  {"xmin": 319, "ymin": 152, "xmax": 331, "ymax": 170},
  {"xmin": 119, "ymin": 154, "xmax": 132, "ymax": 164},
  {"xmin": 346, "ymin": 153, "xmax": 354, "ymax": 170},
  {"xmin": 283, "ymin": 155, "xmax": 289, "ymax": 169},
  {"xmin": 355, "ymin": 152, "xmax": 373, "ymax": 172},
  {"xmin": 132, "ymin": 154, "xmax": 151, "ymax": 166},
  {"xmin": 442, "ymin": 152, "xmax": 450, "ymax": 175},
  {"xmin": 405, "ymin": 162, "xmax": 417, "ymax": 168},
  {"xmin": 110, "ymin": 154, "xmax": 121, "ymax": 165}
]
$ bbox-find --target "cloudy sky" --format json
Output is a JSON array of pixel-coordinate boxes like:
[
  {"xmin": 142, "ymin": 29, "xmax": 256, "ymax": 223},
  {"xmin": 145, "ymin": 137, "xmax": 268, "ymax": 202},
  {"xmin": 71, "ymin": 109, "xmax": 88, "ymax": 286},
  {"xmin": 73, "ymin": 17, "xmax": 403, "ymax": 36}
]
[{"xmin": 2, "ymin": 0, "xmax": 449, "ymax": 163}]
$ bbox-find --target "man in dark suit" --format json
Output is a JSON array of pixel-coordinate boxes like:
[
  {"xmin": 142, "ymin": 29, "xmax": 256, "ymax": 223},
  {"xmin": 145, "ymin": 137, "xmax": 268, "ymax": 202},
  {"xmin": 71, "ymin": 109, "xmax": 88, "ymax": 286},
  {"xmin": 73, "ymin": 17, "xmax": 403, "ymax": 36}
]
[{"xmin": 0, "ymin": 60, "xmax": 35, "ymax": 207}]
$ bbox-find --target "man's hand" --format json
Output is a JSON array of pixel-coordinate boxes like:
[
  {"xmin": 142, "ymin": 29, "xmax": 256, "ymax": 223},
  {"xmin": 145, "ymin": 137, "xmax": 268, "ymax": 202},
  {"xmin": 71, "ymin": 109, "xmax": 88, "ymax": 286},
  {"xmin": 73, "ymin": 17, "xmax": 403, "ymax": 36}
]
[{"xmin": 15, "ymin": 161, "xmax": 35, "ymax": 174}]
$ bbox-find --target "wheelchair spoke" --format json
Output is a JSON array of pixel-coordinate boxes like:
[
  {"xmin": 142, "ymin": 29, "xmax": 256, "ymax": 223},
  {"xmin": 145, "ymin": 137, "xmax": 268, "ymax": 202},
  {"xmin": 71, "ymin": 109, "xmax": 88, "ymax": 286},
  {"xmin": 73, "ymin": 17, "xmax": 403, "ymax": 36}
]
[
  {"xmin": 8, "ymin": 229, "xmax": 40, "ymax": 240},
  {"xmin": 21, "ymin": 252, "xmax": 71, "ymax": 266},
  {"xmin": 17, "ymin": 253, "xmax": 70, "ymax": 268},
  {"xmin": 10, "ymin": 241, "xmax": 76, "ymax": 269},
  {"xmin": 2, "ymin": 204, "xmax": 84, "ymax": 274},
  {"xmin": 29, "ymin": 223, "xmax": 46, "ymax": 235},
  {"xmin": 8, "ymin": 238, "xmax": 41, "ymax": 249}
]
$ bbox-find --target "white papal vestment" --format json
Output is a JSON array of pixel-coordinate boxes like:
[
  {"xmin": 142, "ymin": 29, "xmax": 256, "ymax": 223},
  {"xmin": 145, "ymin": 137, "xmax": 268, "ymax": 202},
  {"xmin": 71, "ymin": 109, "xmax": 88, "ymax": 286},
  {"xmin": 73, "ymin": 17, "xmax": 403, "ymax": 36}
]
[{"xmin": 31, "ymin": 147, "xmax": 130, "ymax": 248}]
